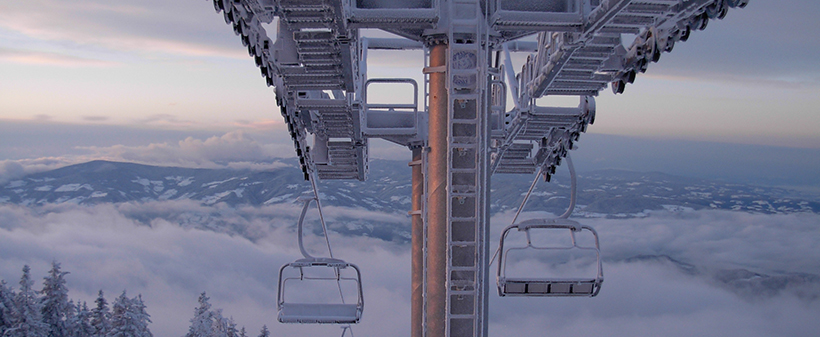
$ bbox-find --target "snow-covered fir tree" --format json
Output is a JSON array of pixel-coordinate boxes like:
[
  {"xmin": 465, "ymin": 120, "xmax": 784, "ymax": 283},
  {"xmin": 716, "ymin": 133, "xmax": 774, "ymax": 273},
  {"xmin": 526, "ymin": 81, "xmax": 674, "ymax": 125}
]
[
  {"xmin": 0, "ymin": 280, "xmax": 16, "ymax": 337},
  {"xmin": 90, "ymin": 290, "xmax": 111, "ymax": 337},
  {"xmin": 210, "ymin": 310, "xmax": 231, "ymax": 337},
  {"xmin": 5, "ymin": 265, "xmax": 48, "ymax": 337},
  {"xmin": 130, "ymin": 296, "xmax": 152, "ymax": 337},
  {"xmin": 40, "ymin": 261, "xmax": 71, "ymax": 337},
  {"xmin": 105, "ymin": 292, "xmax": 130, "ymax": 337},
  {"xmin": 70, "ymin": 302, "xmax": 95, "ymax": 337},
  {"xmin": 185, "ymin": 293, "xmax": 214, "ymax": 337},
  {"xmin": 63, "ymin": 300, "xmax": 77, "ymax": 337},
  {"xmin": 215, "ymin": 313, "xmax": 238, "ymax": 337},
  {"xmin": 106, "ymin": 291, "xmax": 152, "ymax": 337},
  {"xmin": 257, "ymin": 325, "xmax": 269, "ymax": 337},
  {"xmin": 184, "ymin": 292, "xmax": 242, "ymax": 337}
]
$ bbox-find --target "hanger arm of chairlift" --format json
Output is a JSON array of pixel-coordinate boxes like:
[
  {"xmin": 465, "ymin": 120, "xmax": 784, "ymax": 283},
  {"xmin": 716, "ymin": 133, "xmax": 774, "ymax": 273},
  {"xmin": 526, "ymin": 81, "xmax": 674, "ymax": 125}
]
[
  {"xmin": 558, "ymin": 153, "xmax": 577, "ymax": 219},
  {"xmin": 297, "ymin": 197, "xmax": 315, "ymax": 260},
  {"xmin": 510, "ymin": 153, "xmax": 577, "ymax": 226}
]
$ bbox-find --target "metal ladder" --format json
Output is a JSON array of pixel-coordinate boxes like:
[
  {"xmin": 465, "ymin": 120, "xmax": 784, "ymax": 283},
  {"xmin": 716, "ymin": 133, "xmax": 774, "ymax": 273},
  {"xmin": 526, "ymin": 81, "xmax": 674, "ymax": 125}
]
[{"xmin": 445, "ymin": 1, "xmax": 489, "ymax": 336}]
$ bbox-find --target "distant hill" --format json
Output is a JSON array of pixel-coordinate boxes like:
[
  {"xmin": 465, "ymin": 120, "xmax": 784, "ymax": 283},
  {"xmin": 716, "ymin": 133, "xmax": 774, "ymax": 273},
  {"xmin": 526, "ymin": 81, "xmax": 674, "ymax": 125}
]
[{"xmin": 1, "ymin": 160, "xmax": 818, "ymax": 216}]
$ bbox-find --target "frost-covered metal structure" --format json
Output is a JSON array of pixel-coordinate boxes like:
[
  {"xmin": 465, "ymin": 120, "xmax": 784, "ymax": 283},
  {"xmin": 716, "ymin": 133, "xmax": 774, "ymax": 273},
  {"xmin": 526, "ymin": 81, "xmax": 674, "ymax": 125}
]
[{"xmin": 207, "ymin": 1, "xmax": 750, "ymax": 336}]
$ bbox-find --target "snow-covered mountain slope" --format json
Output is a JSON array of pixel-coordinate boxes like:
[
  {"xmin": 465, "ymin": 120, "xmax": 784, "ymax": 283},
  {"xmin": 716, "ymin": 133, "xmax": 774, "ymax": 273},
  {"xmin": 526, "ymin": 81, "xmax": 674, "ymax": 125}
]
[{"xmin": 1, "ymin": 160, "xmax": 818, "ymax": 216}]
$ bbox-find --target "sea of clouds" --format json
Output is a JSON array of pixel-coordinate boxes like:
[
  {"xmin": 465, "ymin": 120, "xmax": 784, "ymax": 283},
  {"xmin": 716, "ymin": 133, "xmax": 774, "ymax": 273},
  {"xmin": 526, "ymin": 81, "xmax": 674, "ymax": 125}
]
[{"xmin": 1, "ymin": 201, "xmax": 818, "ymax": 337}]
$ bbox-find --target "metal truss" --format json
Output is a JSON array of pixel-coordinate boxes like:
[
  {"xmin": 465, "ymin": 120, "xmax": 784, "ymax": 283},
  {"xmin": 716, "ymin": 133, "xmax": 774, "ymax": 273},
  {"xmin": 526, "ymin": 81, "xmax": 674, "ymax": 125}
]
[
  {"xmin": 207, "ymin": 1, "xmax": 750, "ymax": 337},
  {"xmin": 211, "ymin": 0, "xmax": 747, "ymax": 182}
]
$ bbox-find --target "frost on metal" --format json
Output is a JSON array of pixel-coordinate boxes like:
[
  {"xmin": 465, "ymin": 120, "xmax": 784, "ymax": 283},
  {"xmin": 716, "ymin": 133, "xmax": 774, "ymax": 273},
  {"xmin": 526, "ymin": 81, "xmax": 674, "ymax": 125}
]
[
  {"xmin": 210, "ymin": 0, "xmax": 747, "ymax": 183},
  {"xmin": 207, "ymin": 1, "xmax": 750, "ymax": 336}
]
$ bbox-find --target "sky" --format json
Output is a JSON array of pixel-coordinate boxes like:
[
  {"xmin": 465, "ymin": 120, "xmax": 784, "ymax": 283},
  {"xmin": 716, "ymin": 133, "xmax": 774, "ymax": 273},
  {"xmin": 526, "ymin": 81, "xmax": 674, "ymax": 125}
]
[{"xmin": 1, "ymin": 0, "xmax": 819, "ymax": 149}]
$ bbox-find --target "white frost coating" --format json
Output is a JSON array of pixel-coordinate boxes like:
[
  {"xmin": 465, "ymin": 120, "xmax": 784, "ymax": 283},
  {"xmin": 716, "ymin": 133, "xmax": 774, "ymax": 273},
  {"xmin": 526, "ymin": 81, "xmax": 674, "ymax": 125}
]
[
  {"xmin": 0, "ymin": 196, "xmax": 9, "ymax": 203},
  {"xmin": 35, "ymin": 185, "xmax": 53, "ymax": 191},
  {"xmin": 90, "ymin": 191, "xmax": 108, "ymax": 198},
  {"xmin": 55, "ymin": 184, "xmax": 93, "ymax": 192}
]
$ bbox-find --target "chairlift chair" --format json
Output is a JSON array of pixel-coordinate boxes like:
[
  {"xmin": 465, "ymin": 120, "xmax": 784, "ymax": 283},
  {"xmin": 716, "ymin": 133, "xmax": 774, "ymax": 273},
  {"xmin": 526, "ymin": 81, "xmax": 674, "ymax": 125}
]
[
  {"xmin": 277, "ymin": 185, "xmax": 364, "ymax": 324},
  {"xmin": 277, "ymin": 257, "xmax": 364, "ymax": 324},
  {"xmin": 495, "ymin": 154, "xmax": 603, "ymax": 297},
  {"xmin": 496, "ymin": 218, "xmax": 603, "ymax": 297}
]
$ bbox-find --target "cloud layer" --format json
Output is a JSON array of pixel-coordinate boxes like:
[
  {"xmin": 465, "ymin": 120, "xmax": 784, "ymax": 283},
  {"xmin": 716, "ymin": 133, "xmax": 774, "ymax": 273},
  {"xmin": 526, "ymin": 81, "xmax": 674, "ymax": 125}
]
[
  {"xmin": 0, "ymin": 130, "xmax": 296, "ymax": 184},
  {"xmin": 1, "ymin": 201, "xmax": 818, "ymax": 337},
  {"xmin": 80, "ymin": 131, "xmax": 294, "ymax": 169}
]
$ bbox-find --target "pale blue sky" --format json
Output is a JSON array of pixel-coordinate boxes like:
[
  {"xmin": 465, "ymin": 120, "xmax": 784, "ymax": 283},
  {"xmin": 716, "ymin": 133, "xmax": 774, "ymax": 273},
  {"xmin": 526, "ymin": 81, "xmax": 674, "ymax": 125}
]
[{"xmin": 0, "ymin": 0, "xmax": 818, "ymax": 150}]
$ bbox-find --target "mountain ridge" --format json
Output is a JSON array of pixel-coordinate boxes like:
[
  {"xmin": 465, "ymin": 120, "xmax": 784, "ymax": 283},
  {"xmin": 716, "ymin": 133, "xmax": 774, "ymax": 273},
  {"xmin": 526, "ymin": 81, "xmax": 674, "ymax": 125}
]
[{"xmin": 2, "ymin": 160, "xmax": 818, "ymax": 216}]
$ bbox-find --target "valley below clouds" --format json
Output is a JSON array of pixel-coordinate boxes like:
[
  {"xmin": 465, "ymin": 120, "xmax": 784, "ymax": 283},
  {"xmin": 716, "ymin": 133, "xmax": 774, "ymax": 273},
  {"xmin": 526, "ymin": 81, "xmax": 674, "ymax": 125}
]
[
  {"xmin": 2, "ymin": 131, "xmax": 819, "ymax": 336},
  {"xmin": 1, "ymin": 200, "xmax": 818, "ymax": 337}
]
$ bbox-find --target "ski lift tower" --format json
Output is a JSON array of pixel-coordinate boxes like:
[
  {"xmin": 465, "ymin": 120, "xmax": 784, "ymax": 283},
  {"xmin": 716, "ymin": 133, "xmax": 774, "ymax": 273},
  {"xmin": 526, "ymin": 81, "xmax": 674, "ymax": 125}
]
[{"xmin": 208, "ymin": 1, "xmax": 750, "ymax": 337}]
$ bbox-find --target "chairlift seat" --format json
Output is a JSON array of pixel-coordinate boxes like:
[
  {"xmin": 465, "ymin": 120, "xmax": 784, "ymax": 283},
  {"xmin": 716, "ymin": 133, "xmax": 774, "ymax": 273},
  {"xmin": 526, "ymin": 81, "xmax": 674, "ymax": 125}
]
[
  {"xmin": 278, "ymin": 303, "xmax": 361, "ymax": 324},
  {"xmin": 289, "ymin": 257, "xmax": 351, "ymax": 268},
  {"xmin": 499, "ymin": 278, "xmax": 601, "ymax": 296}
]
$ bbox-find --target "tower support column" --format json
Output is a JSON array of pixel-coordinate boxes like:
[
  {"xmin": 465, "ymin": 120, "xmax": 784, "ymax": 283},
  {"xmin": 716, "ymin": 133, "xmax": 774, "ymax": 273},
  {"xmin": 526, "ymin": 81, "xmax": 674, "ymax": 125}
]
[{"xmin": 425, "ymin": 42, "xmax": 449, "ymax": 337}]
